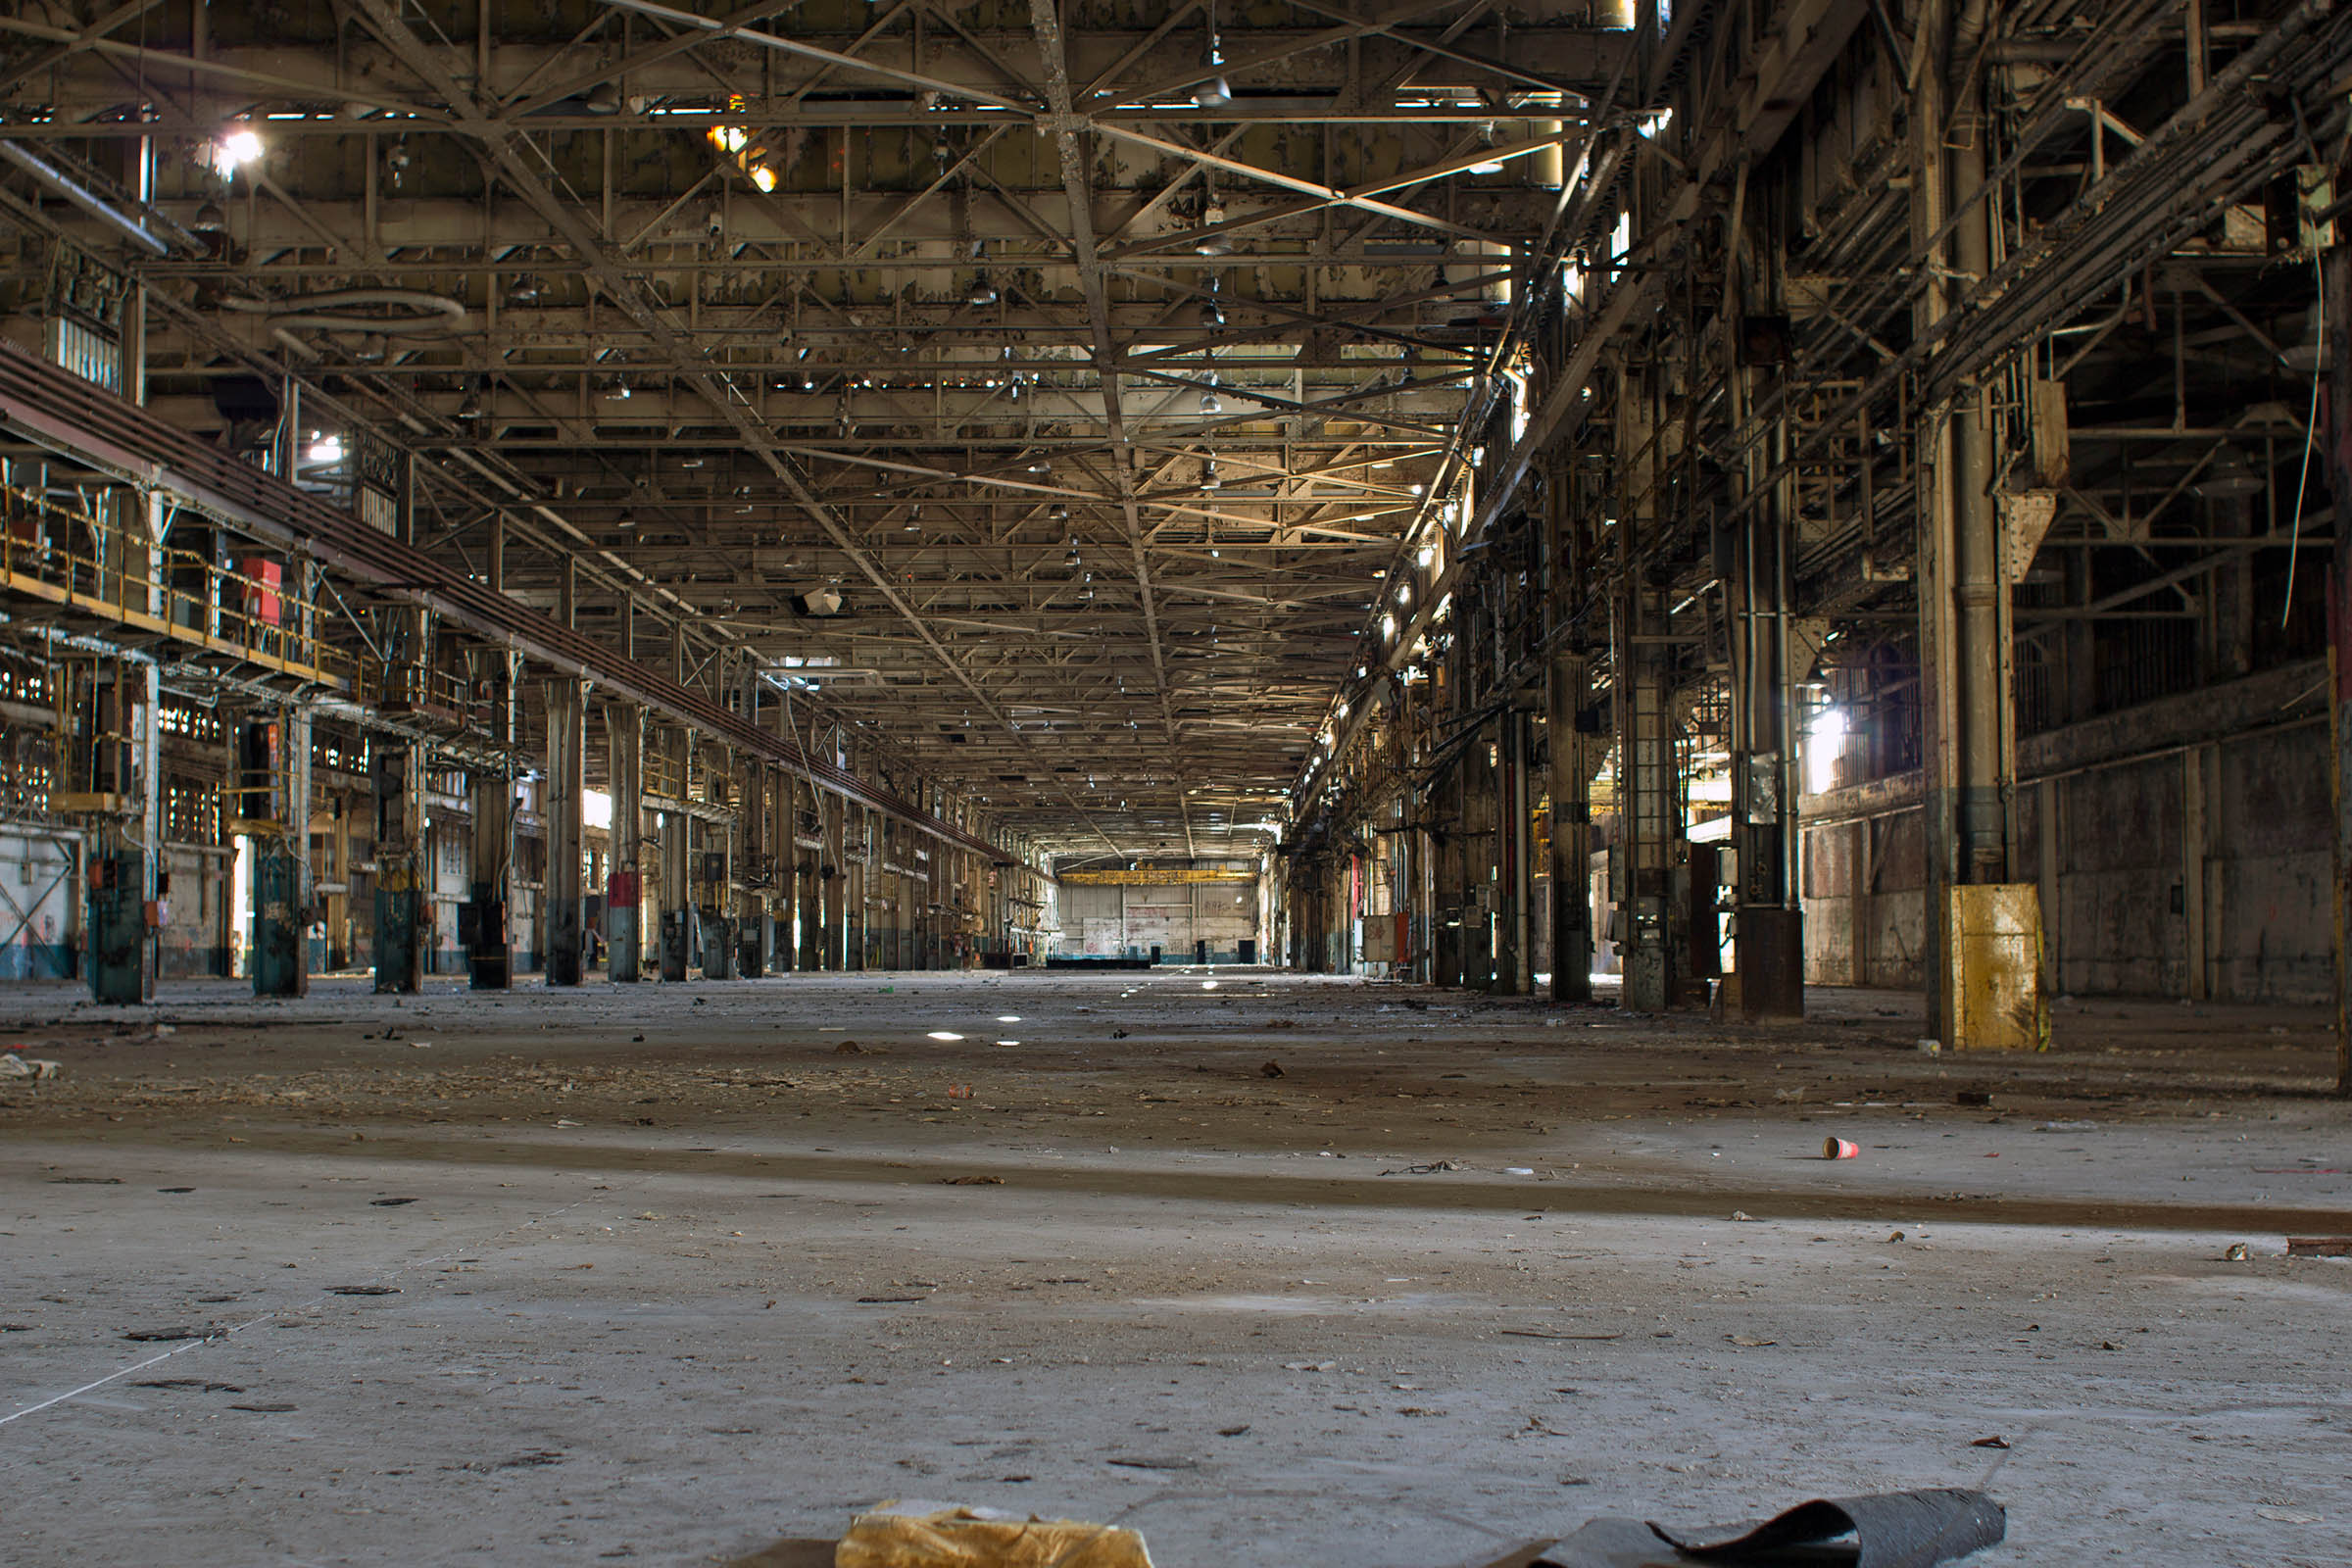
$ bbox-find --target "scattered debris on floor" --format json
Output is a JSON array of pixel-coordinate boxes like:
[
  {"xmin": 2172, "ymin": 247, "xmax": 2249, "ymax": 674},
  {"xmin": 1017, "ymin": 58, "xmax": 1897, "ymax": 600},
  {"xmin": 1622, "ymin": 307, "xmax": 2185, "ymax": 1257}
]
[
  {"xmin": 1, "ymin": 1052, "xmax": 59, "ymax": 1079},
  {"xmin": 1259, "ymin": 1059, "xmax": 1284, "ymax": 1078},
  {"xmin": 832, "ymin": 1501, "xmax": 1152, "ymax": 1567},
  {"xmin": 1514, "ymin": 1488, "xmax": 2005, "ymax": 1568},
  {"xmin": 1823, "ymin": 1137, "xmax": 1860, "ymax": 1159},
  {"xmin": 2284, "ymin": 1235, "xmax": 2351, "ymax": 1256}
]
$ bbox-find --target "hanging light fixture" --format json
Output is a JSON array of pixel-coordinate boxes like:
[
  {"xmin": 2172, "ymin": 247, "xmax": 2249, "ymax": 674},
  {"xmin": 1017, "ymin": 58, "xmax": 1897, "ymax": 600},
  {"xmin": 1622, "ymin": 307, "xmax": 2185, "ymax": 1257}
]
[
  {"xmin": 1194, "ymin": 0, "xmax": 1231, "ymax": 107},
  {"xmin": 1467, "ymin": 122, "xmax": 1505, "ymax": 174},
  {"xmin": 967, "ymin": 275, "xmax": 999, "ymax": 307},
  {"xmin": 2192, "ymin": 442, "xmax": 2265, "ymax": 499},
  {"xmin": 2281, "ymin": 307, "xmax": 2325, "ymax": 372},
  {"xmin": 1196, "ymin": 202, "xmax": 1232, "ymax": 256}
]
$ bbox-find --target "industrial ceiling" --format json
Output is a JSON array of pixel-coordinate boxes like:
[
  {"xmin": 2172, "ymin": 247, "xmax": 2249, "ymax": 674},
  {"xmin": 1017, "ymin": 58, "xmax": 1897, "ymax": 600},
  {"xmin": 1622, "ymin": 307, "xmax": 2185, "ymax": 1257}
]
[{"xmin": 0, "ymin": 0, "xmax": 1630, "ymax": 859}]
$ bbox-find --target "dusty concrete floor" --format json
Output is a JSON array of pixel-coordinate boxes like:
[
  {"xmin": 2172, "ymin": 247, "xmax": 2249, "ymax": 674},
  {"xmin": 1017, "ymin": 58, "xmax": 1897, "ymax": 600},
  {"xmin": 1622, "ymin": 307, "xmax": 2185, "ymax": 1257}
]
[{"xmin": 1, "ymin": 969, "xmax": 2347, "ymax": 1567}]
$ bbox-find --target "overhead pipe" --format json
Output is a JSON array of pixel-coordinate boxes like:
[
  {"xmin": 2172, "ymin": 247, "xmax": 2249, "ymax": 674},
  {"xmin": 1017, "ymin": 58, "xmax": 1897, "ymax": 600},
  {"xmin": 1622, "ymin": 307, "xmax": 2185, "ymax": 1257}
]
[
  {"xmin": 219, "ymin": 289, "xmax": 468, "ymax": 334},
  {"xmin": 0, "ymin": 140, "xmax": 171, "ymax": 257}
]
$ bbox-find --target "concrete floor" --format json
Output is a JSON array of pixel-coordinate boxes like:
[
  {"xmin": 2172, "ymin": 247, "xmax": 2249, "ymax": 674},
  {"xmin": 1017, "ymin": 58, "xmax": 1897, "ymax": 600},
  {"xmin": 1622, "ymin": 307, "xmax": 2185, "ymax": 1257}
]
[{"xmin": 1, "ymin": 970, "xmax": 2346, "ymax": 1567}]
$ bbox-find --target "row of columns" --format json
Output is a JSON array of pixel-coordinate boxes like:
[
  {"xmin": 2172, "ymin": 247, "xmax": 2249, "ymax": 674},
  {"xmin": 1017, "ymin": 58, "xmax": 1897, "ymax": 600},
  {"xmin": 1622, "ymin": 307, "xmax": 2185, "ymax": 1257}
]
[{"xmin": 371, "ymin": 688, "xmax": 991, "ymax": 994}]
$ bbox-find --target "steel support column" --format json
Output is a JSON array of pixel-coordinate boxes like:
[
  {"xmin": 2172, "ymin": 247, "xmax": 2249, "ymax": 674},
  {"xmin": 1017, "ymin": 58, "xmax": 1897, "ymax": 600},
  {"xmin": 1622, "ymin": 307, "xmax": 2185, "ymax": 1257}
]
[
  {"xmin": 1727, "ymin": 392, "xmax": 1804, "ymax": 1020},
  {"xmin": 821, "ymin": 788, "xmax": 845, "ymax": 970},
  {"xmin": 372, "ymin": 736, "xmax": 427, "ymax": 994},
  {"xmin": 1915, "ymin": 0, "xmax": 2041, "ymax": 1049},
  {"xmin": 1548, "ymin": 652, "xmax": 1595, "ymax": 1003},
  {"xmin": 545, "ymin": 676, "xmax": 586, "ymax": 986},
  {"xmin": 1494, "ymin": 708, "xmax": 1533, "ymax": 995},
  {"xmin": 659, "ymin": 729, "xmax": 692, "ymax": 982},
  {"xmin": 607, "ymin": 702, "xmax": 644, "ymax": 982},
  {"xmin": 736, "ymin": 753, "xmax": 765, "ymax": 978},
  {"xmin": 1616, "ymin": 352, "xmax": 1681, "ymax": 1012},
  {"xmin": 2326, "ymin": 244, "xmax": 2352, "ymax": 1095},
  {"xmin": 251, "ymin": 706, "xmax": 312, "ymax": 999}
]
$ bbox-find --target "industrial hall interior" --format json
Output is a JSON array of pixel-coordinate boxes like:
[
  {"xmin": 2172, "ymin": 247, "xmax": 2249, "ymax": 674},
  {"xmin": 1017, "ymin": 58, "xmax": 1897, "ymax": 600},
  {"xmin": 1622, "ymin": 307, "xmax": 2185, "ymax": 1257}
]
[{"xmin": 2, "ymin": 0, "xmax": 2349, "ymax": 1564}]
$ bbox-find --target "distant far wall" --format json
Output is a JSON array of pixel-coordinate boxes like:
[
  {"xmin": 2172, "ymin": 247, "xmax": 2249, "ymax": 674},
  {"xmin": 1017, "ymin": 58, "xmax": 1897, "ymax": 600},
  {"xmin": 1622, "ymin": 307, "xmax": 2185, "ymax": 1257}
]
[
  {"xmin": 1056, "ymin": 880, "xmax": 1259, "ymax": 962},
  {"xmin": 1799, "ymin": 662, "xmax": 2329, "ymax": 1004}
]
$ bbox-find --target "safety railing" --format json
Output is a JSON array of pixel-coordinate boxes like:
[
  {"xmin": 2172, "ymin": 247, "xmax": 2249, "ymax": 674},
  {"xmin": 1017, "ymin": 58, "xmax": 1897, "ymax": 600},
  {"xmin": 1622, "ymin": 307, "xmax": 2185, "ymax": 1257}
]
[{"xmin": 0, "ymin": 484, "xmax": 354, "ymax": 691}]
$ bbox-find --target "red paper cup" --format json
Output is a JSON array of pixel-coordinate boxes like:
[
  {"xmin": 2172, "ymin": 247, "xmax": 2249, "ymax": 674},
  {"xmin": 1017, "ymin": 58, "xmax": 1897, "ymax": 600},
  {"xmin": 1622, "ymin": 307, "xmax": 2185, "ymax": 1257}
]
[{"xmin": 1823, "ymin": 1137, "xmax": 1860, "ymax": 1160}]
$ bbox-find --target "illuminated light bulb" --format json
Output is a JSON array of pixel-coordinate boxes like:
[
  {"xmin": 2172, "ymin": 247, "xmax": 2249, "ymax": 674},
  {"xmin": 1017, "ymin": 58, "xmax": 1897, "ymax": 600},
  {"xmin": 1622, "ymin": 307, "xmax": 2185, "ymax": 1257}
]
[
  {"xmin": 218, "ymin": 127, "xmax": 263, "ymax": 170},
  {"xmin": 748, "ymin": 164, "xmax": 777, "ymax": 192}
]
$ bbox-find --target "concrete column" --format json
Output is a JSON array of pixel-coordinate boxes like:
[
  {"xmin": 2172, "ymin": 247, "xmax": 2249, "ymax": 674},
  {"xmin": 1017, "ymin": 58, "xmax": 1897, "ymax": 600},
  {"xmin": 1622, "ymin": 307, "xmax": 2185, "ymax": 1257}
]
[
  {"xmin": 1548, "ymin": 652, "xmax": 1594, "ymax": 1003},
  {"xmin": 606, "ymin": 702, "xmax": 643, "ymax": 981},
  {"xmin": 372, "ymin": 736, "xmax": 427, "ymax": 994},
  {"xmin": 544, "ymin": 677, "xmax": 586, "ymax": 986}
]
